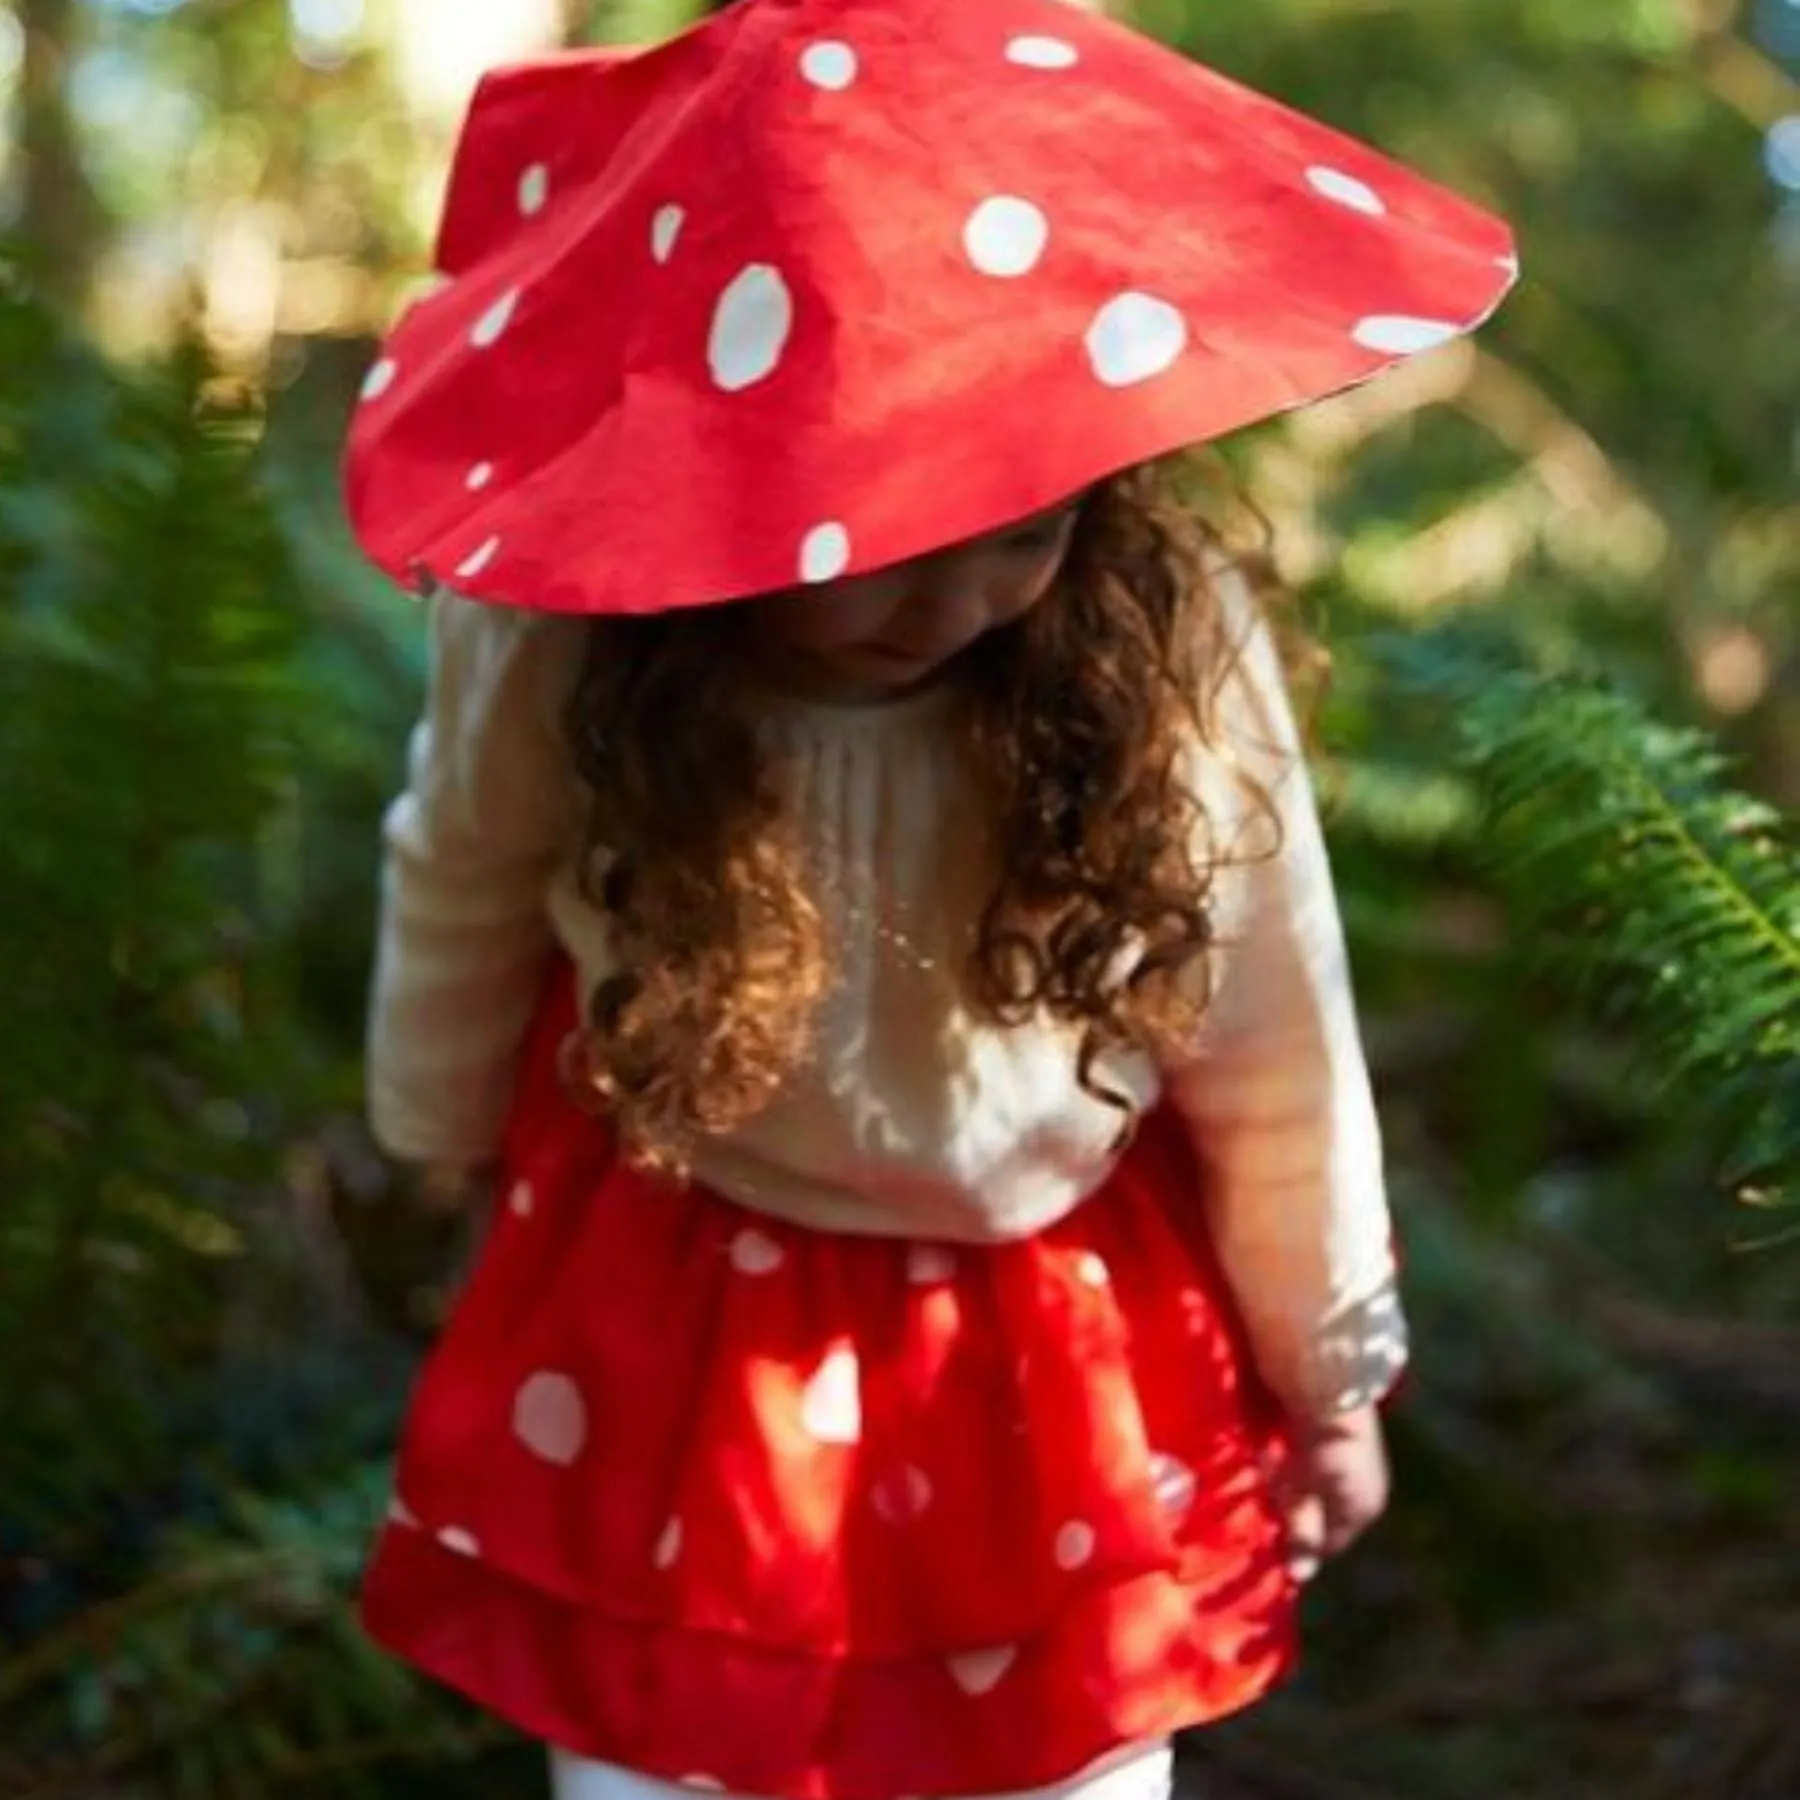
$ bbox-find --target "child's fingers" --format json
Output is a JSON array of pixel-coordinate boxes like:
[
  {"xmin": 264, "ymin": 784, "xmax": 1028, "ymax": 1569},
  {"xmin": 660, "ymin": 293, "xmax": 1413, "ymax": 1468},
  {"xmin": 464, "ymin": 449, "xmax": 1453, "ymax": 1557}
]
[
  {"xmin": 1317, "ymin": 1456, "xmax": 1390, "ymax": 1558},
  {"xmin": 1317, "ymin": 1502, "xmax": 1367, "ymax": 1560},
  {"xmin": 1280, "ymin": 1487, "xmax": 1327, "ymax": 1583},
  {"xmin": 1260, "ymin": 1436, "xmax": 1324, "ymax": 1580}
]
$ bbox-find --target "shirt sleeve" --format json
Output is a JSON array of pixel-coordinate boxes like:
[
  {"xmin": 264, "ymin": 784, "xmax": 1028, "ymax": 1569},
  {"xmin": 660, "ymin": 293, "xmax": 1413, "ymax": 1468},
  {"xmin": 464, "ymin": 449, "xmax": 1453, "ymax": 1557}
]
[
  {"xmin": 365, "ymin": 590, "xmax": 584, "ymax": 1167},
  {"xmin": 1160, "ymin": 568, "xmax": 1408, "ymax": 1422}
]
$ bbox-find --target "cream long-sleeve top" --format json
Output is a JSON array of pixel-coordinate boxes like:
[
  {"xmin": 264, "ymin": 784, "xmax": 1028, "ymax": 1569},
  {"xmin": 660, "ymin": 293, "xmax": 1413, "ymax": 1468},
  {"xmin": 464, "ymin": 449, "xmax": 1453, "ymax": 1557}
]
[{"xmin": 367, "ymin": 574, "xmax": 1408, "ymax": 1422}]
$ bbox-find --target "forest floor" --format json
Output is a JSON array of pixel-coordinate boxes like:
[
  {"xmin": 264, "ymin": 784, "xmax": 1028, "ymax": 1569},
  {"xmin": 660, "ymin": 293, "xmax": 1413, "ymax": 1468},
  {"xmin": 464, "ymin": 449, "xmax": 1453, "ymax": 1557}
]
[{"xmin": 1179, "ymin": 1280, "xmax": 1800, "ymax": 1800}]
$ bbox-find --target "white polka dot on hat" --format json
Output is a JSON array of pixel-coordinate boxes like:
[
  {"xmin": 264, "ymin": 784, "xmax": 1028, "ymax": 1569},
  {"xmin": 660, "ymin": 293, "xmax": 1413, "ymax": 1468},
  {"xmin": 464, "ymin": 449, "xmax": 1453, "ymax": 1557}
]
[
  {"xmin": 964, "ymin": 196, "xmax": 1050, "ymax": 278},
  {"xmin": 708, "ymin": 264, "xmax": 794, "ymax": 392}
]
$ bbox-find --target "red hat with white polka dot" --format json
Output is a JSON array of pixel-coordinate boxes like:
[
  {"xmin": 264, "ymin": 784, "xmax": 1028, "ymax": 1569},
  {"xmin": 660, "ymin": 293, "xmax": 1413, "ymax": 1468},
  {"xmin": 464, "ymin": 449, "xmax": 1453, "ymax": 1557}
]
[{"xmin": 344, "ymin": 0, "xmax": 1517, "ymax": 617}]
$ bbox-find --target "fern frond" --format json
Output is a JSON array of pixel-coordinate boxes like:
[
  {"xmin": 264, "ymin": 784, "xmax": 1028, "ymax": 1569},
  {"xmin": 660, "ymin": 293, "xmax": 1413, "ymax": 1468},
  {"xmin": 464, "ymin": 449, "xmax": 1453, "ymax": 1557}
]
[{"xmin": 1375, "ymin": 628, "xmax": 1800, "ymax": 1206}]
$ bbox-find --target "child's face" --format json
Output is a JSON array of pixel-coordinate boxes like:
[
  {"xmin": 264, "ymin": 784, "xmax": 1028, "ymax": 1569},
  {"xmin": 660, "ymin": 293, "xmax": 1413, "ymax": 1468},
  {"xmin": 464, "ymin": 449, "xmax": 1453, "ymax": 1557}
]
[{"xmin": 743, "ymin": 499, "xmax": 1083, "ymax": 699}]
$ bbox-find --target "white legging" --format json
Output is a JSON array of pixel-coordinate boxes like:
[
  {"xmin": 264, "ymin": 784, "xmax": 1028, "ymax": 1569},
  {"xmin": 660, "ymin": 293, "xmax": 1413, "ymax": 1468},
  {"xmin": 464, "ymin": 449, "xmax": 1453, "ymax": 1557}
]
[{"xmin": 547, "ymin": 1738, "xmax": 1175, "ymax": 1800}]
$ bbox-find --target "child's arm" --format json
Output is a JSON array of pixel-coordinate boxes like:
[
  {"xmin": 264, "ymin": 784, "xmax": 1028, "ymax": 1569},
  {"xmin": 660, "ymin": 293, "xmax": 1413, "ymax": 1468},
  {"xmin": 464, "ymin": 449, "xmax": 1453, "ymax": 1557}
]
[
  {"xmin": 366, "ymin": 590, "xmax": 580, "ymax": 1171},
  {"xmin": 1163, "ymin": 570, "xmax": 1407, "ymax": 1427}
]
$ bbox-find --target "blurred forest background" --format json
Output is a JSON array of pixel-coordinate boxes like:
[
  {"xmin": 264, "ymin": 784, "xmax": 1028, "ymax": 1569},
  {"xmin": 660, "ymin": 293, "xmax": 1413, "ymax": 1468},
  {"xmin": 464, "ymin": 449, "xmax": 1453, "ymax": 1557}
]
[{"xmin": 0, "ymin": 0, "xmax": 1796, "ymax": 1795}]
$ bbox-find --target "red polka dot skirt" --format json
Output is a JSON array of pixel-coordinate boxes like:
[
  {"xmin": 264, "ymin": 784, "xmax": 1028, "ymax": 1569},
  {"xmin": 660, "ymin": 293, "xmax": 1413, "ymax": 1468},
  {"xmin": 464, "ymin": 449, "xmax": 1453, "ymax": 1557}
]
[{"xmin": 359, "ymin": 962, "xmax": 1304, "ymax": 1798}]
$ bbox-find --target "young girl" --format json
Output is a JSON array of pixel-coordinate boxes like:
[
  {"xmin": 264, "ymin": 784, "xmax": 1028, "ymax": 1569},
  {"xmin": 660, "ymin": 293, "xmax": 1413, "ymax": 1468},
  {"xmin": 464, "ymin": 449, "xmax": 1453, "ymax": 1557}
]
[{"xmin": 343, "ymin": 1, "xmax": 1515, "ymax": 1796}]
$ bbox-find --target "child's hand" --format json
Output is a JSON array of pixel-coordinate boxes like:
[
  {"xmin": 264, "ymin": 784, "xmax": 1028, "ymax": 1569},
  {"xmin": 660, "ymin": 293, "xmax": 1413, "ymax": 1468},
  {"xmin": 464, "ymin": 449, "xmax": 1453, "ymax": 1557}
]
[
  {"xmin": 406, "ymin": 1160, "xmax": 500, "ymax": 1222},
  {"xmin": 324, "ymin": 1143, "xmax": 499, "ymax": 1342},
  {"xmin": 1268, "ymin": 1401, "xmax": 1390, "ymax": 1583},
  {"xmin": 405, "ymin": 1161, "xmax": 502, "ymax": 1285}
]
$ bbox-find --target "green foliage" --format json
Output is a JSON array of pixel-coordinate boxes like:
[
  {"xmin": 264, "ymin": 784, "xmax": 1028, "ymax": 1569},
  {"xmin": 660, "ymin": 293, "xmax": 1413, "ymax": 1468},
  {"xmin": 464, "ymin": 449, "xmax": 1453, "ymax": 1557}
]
[
  {"xmin": 0, "ymin": 245, "xmax": 504, "ymax": 1794},
  {"xmin": 0, "ymin": 248, "xmax": 387, "ymax": 1766},
  {"xmin": 0, "ymin": 1464, "xmax": 516, "ymax": 1799},
  {"xmin": 0, "ymin": 242, "xmax": 301, "ymax": 1511},
  {"xmin": 1375, "ymin": 625, "xmax": 1800, "ymax": 1211}
]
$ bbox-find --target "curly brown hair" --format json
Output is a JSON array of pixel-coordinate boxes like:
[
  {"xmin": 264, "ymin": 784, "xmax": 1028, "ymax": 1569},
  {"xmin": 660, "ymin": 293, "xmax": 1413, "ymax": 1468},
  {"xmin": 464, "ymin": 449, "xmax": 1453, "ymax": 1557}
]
[{"xmin": 559, "ymin": 450, "xmax": 1320, "ymax": 1176}]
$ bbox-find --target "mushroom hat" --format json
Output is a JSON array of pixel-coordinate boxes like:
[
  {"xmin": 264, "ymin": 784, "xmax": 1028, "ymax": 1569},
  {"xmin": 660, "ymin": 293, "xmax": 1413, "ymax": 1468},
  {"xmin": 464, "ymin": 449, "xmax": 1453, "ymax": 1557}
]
[{"xmin": 344, "ymin": 0, "xmax": 1517, "ymax": 616}]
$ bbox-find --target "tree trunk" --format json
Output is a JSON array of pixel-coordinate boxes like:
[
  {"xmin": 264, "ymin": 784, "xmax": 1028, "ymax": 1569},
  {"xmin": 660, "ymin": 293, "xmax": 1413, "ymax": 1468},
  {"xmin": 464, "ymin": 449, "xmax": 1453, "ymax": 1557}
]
[{"xmin": 17, "ymin": 0, "xmax": 105, "ymax": 309}]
